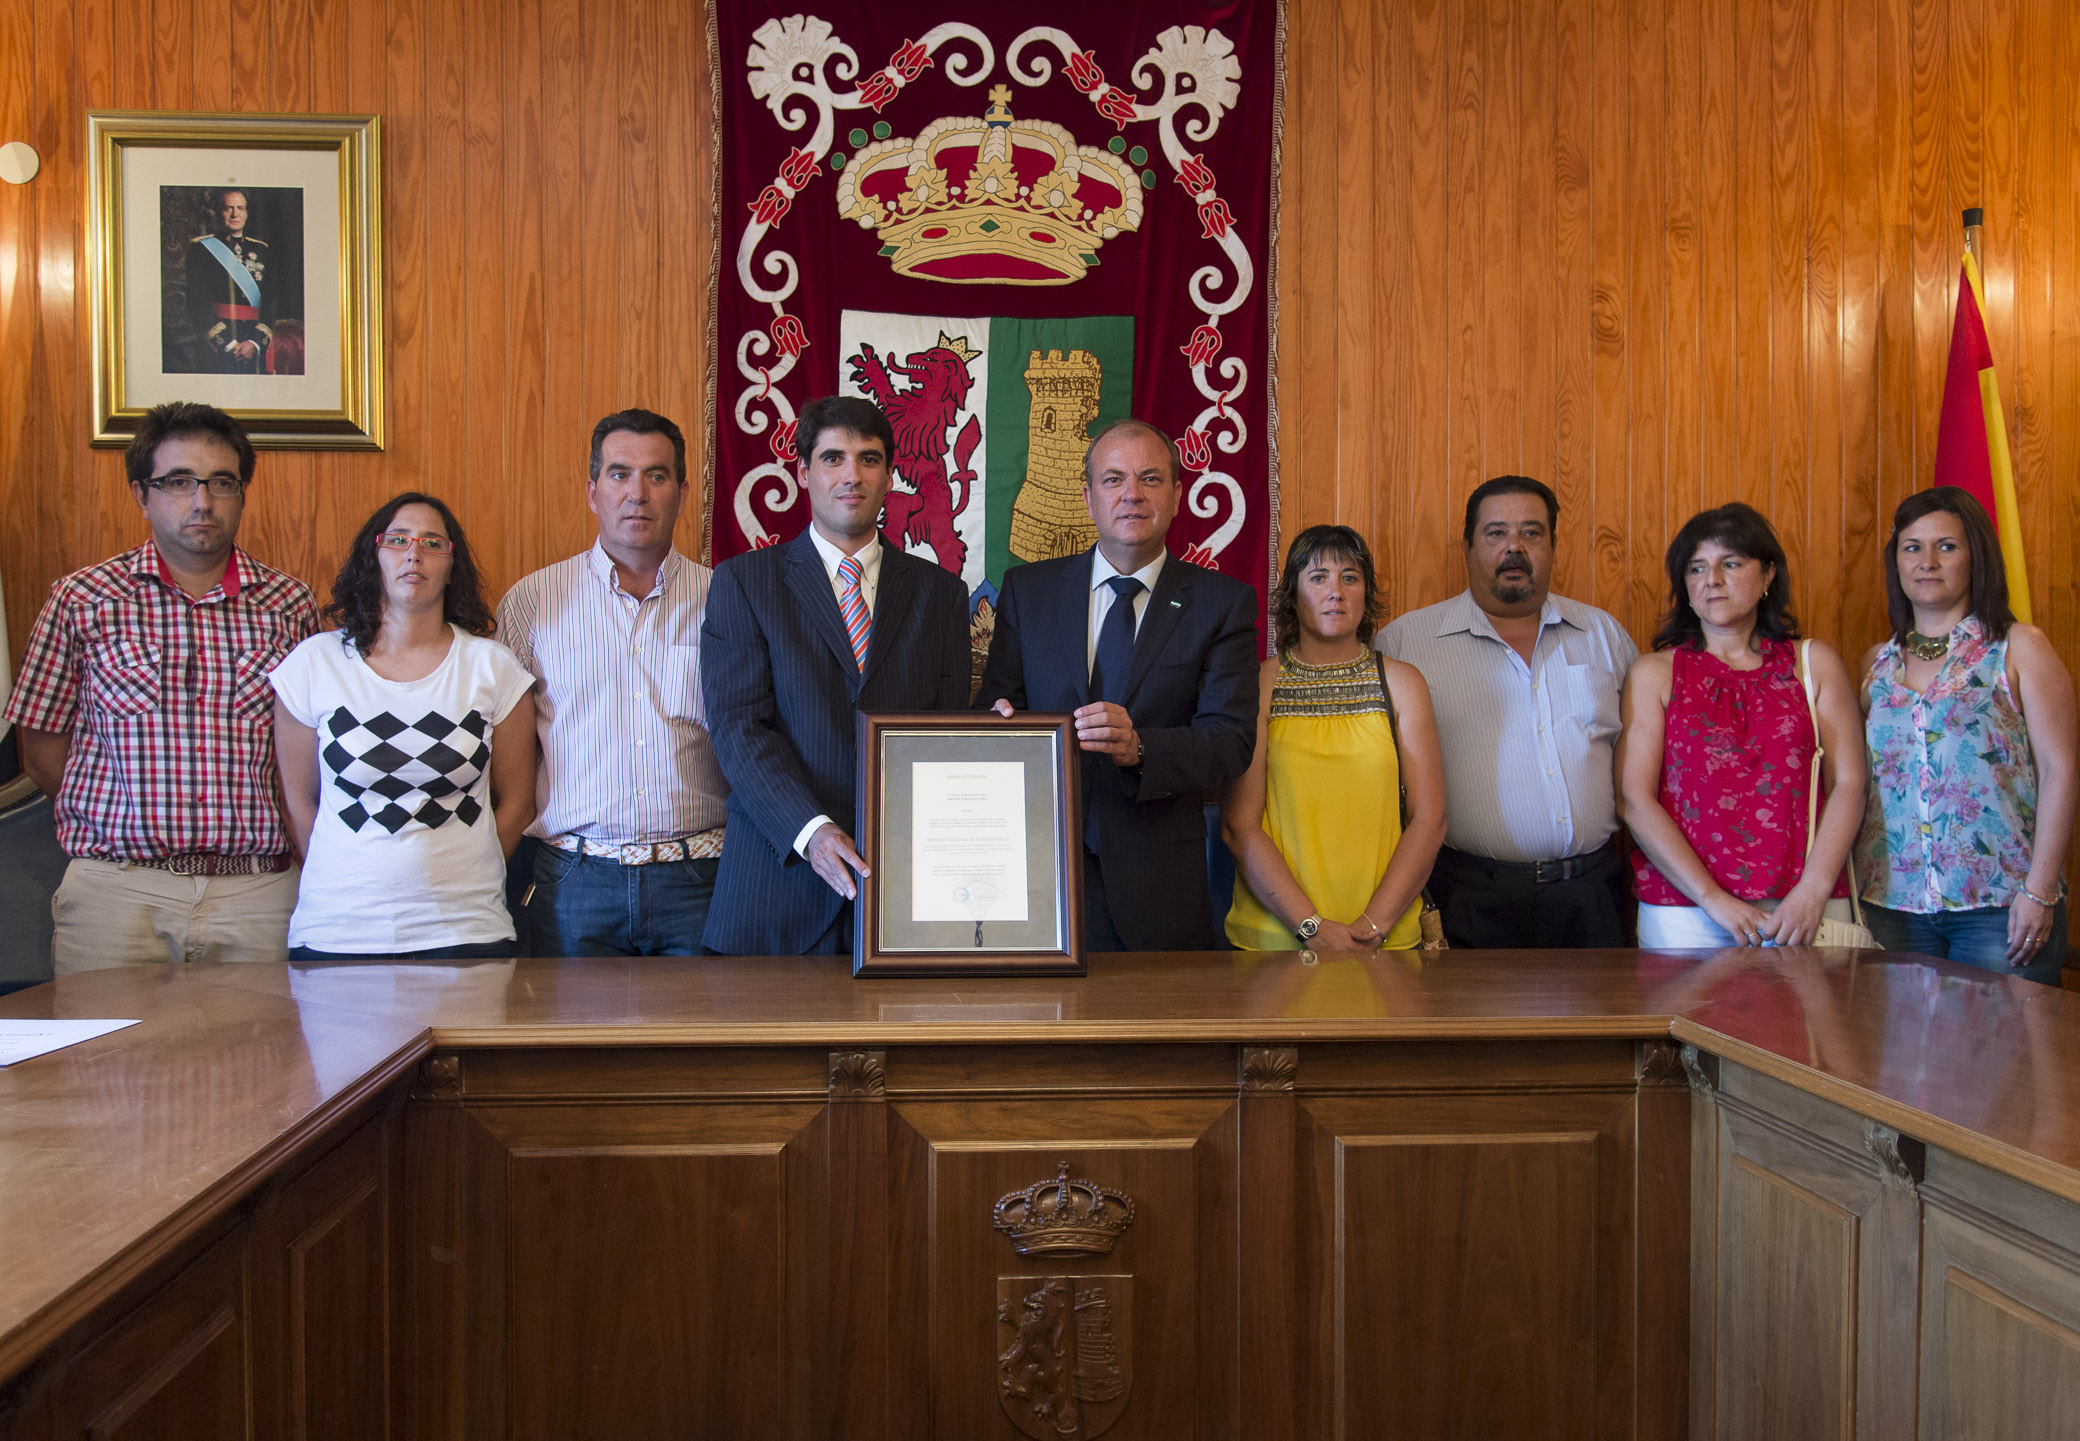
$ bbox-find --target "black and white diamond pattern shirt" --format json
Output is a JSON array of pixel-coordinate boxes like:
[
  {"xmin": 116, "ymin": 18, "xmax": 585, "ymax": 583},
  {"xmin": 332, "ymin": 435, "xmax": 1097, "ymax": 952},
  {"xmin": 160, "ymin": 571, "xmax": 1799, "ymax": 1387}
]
[
  {"xmin": 322, "ymin": 705, "xmax": 490, "ymax": 835},
  {"xmin": 268, "ymin": 627, "xmax": 534, "ymax": 954}
]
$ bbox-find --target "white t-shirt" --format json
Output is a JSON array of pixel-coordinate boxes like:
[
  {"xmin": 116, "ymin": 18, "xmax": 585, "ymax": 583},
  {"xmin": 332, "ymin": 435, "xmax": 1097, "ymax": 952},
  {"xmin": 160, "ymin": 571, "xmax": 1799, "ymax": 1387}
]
[{"xmin": 269, "ymin": 627, "xmax": 534, "ymax": 953}]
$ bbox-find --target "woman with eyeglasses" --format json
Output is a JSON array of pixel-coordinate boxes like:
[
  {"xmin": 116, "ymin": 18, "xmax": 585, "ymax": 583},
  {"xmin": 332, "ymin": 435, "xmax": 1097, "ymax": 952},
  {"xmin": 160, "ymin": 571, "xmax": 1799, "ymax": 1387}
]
[
  {"xmin": 269, "ymin": 493, "xmax": 537, "ymax": 959},
  {"xmin": 1618, "ymin": 503, "xmax": 1866, "ymax": 948},
  {"xmin": 1854, "ymin": 487, "xmax": 2076, "ymax": 983}
]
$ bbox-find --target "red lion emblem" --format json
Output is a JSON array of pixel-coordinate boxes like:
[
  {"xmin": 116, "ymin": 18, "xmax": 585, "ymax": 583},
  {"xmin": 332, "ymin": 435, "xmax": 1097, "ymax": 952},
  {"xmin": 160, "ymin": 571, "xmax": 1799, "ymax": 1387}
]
[{"xmin": 847, "ymin": 337, "xmax": 983, "ymax": 575}]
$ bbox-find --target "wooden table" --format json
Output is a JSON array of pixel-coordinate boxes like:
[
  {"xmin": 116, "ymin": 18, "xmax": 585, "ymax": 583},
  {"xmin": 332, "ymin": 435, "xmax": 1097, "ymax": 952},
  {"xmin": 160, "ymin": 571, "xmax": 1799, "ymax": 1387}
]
[{"xmin": 3, "ymin": 950, "xmax": 2075, "ymax": 1439}]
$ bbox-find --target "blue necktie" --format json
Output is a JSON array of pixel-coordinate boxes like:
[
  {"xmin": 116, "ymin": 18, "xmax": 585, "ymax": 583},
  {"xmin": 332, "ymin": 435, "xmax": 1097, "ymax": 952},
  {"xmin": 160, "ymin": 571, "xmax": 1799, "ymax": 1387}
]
[{"xmin": 1090, "ymin": 576, "xmax": 1145, "ymax": 703}]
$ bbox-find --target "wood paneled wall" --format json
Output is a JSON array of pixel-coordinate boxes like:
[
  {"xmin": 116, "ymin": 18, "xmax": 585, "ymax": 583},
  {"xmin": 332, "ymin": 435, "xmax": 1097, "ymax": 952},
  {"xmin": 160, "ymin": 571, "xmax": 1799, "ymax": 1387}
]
[
  {"xmin": 0, "ymin": 0, "xmax": 714, "ymax": 635},
  {"xmin": 1, "ymin": 0, "xmax": 2076, "ymax": 670},
  {"xmin": 1278, "ymin": 0, "xmax": 2080, "ymax": 661}
]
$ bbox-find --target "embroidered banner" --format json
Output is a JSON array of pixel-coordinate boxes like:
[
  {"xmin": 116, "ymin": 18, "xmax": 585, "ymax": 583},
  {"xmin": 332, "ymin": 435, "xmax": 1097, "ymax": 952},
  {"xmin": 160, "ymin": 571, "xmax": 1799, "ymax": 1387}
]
[{"xmin": 713, "ymin": 1, "xmax": 1282, "ymax": 637}]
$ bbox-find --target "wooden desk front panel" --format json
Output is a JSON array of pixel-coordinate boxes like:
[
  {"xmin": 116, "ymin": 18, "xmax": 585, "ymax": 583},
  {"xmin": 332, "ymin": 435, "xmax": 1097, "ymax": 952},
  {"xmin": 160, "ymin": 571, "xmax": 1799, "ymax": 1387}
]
[
  {"xmin": 1689, "ymin": 1058, "xmax": 1922, "ymax": 1441},
  {"xmin": 1280, "ymin": 1040, "xmax": 1674, "ymax": 1441},
  {"xmin": 43, "ymin": 1232, "xmax": 250, "ymax": 1441},
  {"xmin": 407, "ymin": 1039, "xmax": 1681, "ymax": 1441},
  {"xmin": 1679, "ymin": 1052, "xmax": 2080, "ymax": 1441},
  {"xmin": 873, "ymin": 1045, "xmax": 1240, "ymax": 1441},
  {"xmin": 1917, "ymin": 1150, "xmax": 2080, "ymax": 1439},
  {"xmin": 1721, "ymin": 1075, "xmax": 1908, "ymax": 1440},
  {"xmin": 404, "ymin": 1048, "xmax": 831, "ymax": 1441},
  {"xmin": 1, "ymin": 1094, "xmax": 404, "ymax": 1441}
]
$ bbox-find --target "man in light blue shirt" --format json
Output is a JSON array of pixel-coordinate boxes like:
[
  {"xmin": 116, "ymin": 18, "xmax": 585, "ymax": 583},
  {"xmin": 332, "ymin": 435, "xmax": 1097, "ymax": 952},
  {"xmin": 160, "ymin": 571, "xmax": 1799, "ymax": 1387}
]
[{"xmin": 1376, "ymin": 476, "xmax": 1638, "ymax": 947}]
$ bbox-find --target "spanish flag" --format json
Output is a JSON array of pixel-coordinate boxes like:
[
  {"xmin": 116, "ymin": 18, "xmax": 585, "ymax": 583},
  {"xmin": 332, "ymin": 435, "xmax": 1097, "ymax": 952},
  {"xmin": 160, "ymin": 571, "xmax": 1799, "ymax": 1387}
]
[{"xmin": 1932, "ymin": 250, "xmax": 2031, "ymax": 622}]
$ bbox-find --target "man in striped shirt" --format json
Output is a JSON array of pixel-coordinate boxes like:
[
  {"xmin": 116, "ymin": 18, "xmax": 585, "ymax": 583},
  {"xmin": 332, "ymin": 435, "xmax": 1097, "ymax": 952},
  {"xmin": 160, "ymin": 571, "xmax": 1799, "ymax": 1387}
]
[
  {"xmin": 496, "ymin": 409, "xmax": 730, "ymax": 956},
  {"xmin": 1375, "ymin": 476, "xmax": 1639, "ymax": 949},
  {"xmin": 6, "ymin": 401, "xmax": 317, "ymax": 971}
]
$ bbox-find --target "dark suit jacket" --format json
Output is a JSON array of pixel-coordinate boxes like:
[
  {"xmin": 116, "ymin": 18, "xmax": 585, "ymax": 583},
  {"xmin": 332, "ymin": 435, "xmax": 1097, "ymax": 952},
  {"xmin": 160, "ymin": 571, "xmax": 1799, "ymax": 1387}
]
[
  {"xmin": 977, "ymin": 549, "xmax": 1259, "ymax": 950},
  {"xmin": 700, "ymin": 530, "xmax": 971, "ymax": 955}
]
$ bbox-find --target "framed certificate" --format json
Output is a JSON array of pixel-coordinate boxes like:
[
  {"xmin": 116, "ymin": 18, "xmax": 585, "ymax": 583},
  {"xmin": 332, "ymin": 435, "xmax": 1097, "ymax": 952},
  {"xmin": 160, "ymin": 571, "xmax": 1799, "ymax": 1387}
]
[{"xmin": 854, "ymin": 712, "xmax": 1084, "ymax": 977}]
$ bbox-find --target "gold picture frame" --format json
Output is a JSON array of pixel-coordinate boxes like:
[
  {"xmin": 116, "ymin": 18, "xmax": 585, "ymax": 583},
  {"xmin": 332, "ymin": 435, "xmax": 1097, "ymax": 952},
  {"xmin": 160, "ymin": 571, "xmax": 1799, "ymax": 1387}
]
[{"xmin": 86, "ymin": 110, "xmax": 384, "ymax": 450}]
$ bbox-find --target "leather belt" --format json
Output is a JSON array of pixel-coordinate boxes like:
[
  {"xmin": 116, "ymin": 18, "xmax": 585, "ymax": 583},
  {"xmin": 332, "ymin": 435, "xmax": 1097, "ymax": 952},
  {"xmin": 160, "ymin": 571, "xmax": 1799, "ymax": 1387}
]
[
  {"xmin": 1436, "ymin": 841, "xmax": 1616, "ymax": 885},
  {"xmin": 548, "ymin": 828, "xmax": 726, "ymax": 866},
  {"xmin": 128, "ymin": 853, "xmax": 293, "ymax": 877}
]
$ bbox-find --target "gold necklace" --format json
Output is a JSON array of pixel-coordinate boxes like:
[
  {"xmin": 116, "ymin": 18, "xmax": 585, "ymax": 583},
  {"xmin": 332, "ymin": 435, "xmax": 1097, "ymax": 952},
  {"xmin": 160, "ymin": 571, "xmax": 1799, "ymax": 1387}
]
[{"xmin": 1904, "ymin": 630, "xmax": 1950, "ymax": 661}]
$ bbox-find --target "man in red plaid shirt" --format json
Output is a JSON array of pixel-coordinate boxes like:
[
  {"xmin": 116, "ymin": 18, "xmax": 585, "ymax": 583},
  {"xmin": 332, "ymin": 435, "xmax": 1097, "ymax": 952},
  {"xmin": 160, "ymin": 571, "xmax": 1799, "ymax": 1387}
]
[{"xmin": 5, "ymin": 402, "xmax": 316, "ymax": 972}]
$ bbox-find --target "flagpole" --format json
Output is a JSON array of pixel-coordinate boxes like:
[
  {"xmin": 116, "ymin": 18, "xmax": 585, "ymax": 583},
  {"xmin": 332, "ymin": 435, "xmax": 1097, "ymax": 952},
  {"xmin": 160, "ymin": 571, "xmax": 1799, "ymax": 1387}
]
[{"xmin": 1942, "ymin": 204, "xmax": 2033, "ymax": 623}]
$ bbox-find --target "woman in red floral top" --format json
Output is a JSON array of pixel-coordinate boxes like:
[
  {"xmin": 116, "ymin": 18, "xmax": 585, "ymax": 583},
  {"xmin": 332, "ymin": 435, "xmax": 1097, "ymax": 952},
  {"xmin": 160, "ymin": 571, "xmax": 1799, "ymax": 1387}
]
[{"xmin": 1618, "ymin": 503, "xmax": 1866, "ymax": 949}]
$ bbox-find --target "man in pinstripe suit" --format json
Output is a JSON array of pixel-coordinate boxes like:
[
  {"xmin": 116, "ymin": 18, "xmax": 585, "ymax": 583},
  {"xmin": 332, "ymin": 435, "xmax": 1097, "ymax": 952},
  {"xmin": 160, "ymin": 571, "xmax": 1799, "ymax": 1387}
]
[
  {"xmin": 978, "ymin": 420, "xmax": 1260, "ymax": 952},
  {"xmin": 700, "ymin": 396, "xmax": 972, "ymax": 956}
]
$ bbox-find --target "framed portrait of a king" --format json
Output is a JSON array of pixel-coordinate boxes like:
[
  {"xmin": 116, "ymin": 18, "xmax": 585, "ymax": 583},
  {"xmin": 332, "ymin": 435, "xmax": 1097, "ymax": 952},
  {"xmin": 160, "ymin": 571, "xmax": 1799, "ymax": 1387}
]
[{"xmin": 86, "ymin": 110, "xmax": 384, "ymax": 449}]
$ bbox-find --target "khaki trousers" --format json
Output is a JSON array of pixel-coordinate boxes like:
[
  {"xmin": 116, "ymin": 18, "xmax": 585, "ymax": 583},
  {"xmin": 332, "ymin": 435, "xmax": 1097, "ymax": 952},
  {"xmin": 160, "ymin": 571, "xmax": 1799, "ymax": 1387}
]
[{"xmin": 52, "ymin": 857, "xmax": 298, "ymax": 974}]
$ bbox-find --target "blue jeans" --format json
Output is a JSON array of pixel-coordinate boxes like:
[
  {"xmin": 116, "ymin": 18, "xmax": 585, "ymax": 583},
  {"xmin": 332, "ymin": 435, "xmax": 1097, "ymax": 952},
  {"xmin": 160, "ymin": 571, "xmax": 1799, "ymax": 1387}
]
[
  {"xmin": 1862, "ymin": 898, "xmax": 2067, "ymax": 986},
  {"xmin": 521, "ymin": 845, "xmax": 717, "ymax": 957},
  {"xmin": 289, "ymin": 939, "xmax": 516, "ymax": 962}
]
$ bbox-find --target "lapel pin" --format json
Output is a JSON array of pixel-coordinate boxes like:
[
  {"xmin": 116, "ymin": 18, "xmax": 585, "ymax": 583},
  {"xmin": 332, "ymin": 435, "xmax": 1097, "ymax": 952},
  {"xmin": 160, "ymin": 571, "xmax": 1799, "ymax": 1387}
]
[{"xmin": 1169, "ymin": 598, "xmax": 1181, "ymax": 607}]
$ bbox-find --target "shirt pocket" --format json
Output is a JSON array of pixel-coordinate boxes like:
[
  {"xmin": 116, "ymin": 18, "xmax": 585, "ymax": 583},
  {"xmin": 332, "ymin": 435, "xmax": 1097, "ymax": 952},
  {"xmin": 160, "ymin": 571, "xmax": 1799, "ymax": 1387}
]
[
  {"xmin": 85, "ymin": 638, "xmax": 163, "ymax": 717},
  {"xmin": 658, "ymin": 644, "xmax": 704, "ymax": 724},
  {"xmin": 232, "ymin": 645, "xmax": 286, "ymax": 720},
  {"xmin": 1565, "ymin": 662, "xmax": 1622, "ymax": 744}
]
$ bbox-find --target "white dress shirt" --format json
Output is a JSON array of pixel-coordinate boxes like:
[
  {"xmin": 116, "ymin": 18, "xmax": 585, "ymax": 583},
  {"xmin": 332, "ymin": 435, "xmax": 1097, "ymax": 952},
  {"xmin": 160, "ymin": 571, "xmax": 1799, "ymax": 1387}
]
[
  {"xmin": 495, "ymin": 541, "xmax": 729, "ymax": 845},
  {"xmin": 806, "ymin": 525, "xmax": 884, "ymax": 615},
  {"xmin": 1376, "ymin": 589, "xmax": 1638, "ymax": 862},
  {"xmin": 1086, "ymin": 548, "xmax": 1167, "ymax": 676},
  {"xmin": 793, "ymin": 529, "xmax": 885, "ymax": 856}
]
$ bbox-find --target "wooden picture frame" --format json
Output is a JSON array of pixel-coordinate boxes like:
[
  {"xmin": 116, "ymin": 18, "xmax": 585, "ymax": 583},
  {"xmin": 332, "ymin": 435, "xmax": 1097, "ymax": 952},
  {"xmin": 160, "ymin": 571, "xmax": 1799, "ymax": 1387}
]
[
  {"xmin": 854, "ymin": 711, "xmax": 1085, "ymax": 977},
  {"xmin": 85, "ymin": 110, "xmax": 384, "ymax": 449}
]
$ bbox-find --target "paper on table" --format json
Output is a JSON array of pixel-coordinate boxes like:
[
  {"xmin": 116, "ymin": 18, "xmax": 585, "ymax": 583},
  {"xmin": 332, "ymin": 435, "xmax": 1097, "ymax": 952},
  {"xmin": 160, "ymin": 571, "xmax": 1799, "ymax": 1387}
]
[
  {"xmin": 0, "ymin": 1019, "xmax": 142, "ymax": 1067},
  {"xmin": 910, "ymin": 761, "xmax": 1029, "ymax": 923}
]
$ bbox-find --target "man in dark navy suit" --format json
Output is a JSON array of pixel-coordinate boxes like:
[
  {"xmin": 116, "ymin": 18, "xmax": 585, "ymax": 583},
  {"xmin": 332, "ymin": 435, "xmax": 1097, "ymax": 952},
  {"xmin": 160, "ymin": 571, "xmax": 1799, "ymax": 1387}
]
[
  {"xmin": 700, "ymin": 396, "xmax": 971, "ymax": 955},
  {"xmin": 978, "ymin": 419, "xmax": 1258, "ymax": 951}
]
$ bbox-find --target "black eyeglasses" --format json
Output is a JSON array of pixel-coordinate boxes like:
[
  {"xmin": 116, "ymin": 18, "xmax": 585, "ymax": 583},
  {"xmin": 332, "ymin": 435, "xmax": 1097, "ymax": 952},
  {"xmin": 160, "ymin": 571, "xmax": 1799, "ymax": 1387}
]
[
  {"xmin": 143, "ymin": 472, "xmax": 244, "ymax": 498},
  {"xmin": 376, "ymin": 533, "xmax": 454, "ymax": 554}
]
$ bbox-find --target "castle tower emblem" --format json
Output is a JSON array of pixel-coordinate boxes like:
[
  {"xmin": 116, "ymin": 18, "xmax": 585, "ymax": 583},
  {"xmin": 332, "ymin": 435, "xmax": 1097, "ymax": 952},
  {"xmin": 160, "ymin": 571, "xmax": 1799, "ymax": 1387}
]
[{"xmin": 1010, "ymin": 349, "xmax": 1104, "ymax": 561}]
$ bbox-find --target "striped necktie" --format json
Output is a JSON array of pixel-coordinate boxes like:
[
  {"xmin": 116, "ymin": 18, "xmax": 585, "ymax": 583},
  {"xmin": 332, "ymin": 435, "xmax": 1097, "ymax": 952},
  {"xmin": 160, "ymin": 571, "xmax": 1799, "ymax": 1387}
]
[{"xmin": 837, "ymin": 554, "xmax": 871, "ymax": 670}]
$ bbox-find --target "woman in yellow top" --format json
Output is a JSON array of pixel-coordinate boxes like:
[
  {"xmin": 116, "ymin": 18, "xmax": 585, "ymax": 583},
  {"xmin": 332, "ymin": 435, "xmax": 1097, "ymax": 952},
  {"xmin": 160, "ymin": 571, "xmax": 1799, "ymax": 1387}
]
[{"xmin": 1221, "ymin": 525, "xmax": 1448, "ymax": 950}]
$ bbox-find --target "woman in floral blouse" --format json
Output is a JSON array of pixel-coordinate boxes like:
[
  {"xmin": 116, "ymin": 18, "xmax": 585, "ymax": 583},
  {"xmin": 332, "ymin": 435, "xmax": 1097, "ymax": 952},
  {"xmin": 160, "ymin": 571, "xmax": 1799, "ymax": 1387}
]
[
  {"xmin": 1618, "ymin": 503, "xmax": 1866, "ymax": 949},
  {"xmin": 1854, "ymin": 488, "xmax": 2076, "ymax": 984}
]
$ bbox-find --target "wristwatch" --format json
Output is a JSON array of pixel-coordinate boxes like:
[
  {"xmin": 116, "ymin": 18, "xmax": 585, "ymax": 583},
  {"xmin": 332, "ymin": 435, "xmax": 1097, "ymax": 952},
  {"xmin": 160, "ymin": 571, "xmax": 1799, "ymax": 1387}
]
[{"xmin": 1294, "ymin": 915, "xmax": 1321, "ymax": 943}]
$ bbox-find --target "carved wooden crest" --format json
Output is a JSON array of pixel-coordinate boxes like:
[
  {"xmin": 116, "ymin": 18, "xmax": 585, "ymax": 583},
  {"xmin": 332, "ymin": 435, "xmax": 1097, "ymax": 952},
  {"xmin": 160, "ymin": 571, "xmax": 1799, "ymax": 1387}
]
[
  {"xmin": 995, "ymin": 1274, "xmax": 1132, "ymax": 1440},
  {"xmin": 993, "ymin": 1161, "xmax": 1135, "ymax": 1257}
]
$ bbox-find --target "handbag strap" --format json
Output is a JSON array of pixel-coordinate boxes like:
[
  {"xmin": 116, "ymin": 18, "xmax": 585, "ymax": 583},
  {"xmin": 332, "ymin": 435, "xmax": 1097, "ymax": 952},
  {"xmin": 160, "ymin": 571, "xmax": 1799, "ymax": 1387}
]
[
  {"xmin": 1798, "ymin": 639, "xmax": 1864, "ymax": 925},
  {"xmin": 1377, "ymin": 651, "xmax": 1411, "ymax": 829}
]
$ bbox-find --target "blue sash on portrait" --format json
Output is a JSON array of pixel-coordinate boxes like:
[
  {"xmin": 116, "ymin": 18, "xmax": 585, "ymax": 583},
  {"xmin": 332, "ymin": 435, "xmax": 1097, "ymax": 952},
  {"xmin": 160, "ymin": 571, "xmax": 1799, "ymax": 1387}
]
[{"xmin": 197, "ymin": 235, "xmax": 261, "ymax": 309}]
